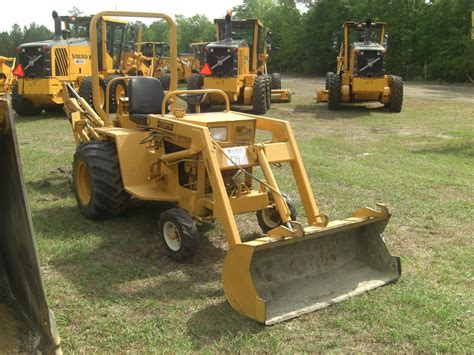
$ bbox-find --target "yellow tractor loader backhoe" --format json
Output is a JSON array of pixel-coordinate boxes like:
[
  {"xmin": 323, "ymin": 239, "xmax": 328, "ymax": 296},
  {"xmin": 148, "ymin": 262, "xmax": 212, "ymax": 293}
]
[
  {"xmin": 0, "ymin": 95, "xmax": 61, "ymax": 352},
  {"xmin": 0, "ymin": 57, "xmax": 16, "ymax": 95},
  {"xmin": 63, "ymin": 11, "xmax": 401, "ymax": 325},
  {"xmin": 316, "ymin": 20, "xmax": 403, "ymax": 112},
  {"xmin": 187, "ymin": 12, "xmax": 291, "ymax": 115}
]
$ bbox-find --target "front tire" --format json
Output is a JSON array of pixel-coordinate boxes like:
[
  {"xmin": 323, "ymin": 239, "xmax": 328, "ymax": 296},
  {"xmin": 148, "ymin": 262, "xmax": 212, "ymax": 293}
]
[
  {"xmin": 12, "ymin": 82, "xmax": 43, "ymax": 116},
  {"xmin": 271, "ymin": 73, "xmax": 281, "ymax": 90},
  {"xmin": 253, "ymin": 75, "xmax": 267, "ymax": 115},
  {"xmin": 256, "ymin": 193, "xmax": 298, "ymax": 233},
  {"xmin": 158, "ymin": 208, "xmax": 199, "ymax": 262},
  {"xmin": 78, "ymin": 76, "xmax": 106, "ymax": 111},
  {"xmin": 72, "ymin": 141, "xmax": 130, "ymax": 219},
  {"xmin": 186, "ymin": 74, "xmax": 209, "ymax": 113},
  {"xmin": 325, "ymin": 72, "xmax": 334, "ymax": 90},
  {"xmin": 159, "ymin": 74, "xmax": 171, "ymax": 91},
  {"xmin": 387, "ymin": 75, "xmax": 403, "ymax": 113},
  {"xmin": 104, "ymin": 75, "xmax": 127, "ymax": 113},
  {"xmin": 264, "ymin": 74, "xmax": 272, "ymax": 110},
  {"xmin": 328, "ymin": 73, "xmax": 341, "ymax": 110}
]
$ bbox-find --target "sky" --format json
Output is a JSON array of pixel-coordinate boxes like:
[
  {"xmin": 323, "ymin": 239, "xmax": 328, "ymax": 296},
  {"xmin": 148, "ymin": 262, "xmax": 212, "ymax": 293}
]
[{"xmin": 0, "ymin": 0, "xmax": 245, "ymax": 32}]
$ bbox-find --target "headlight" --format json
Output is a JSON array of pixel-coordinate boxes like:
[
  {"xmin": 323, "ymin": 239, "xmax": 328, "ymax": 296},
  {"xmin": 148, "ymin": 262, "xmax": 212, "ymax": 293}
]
[
  {"xmin": 235, "ymin": 125, "xmax": 254, "ymax": 142},
  {"xmin": 209, "ymin": 127, "xmax": 228, "ymax": 141}
]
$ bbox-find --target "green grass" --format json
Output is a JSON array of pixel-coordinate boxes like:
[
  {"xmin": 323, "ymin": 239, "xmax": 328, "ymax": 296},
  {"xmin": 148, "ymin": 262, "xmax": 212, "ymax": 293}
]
[{"xmin": 15, "ymin": 78, "xmax": 473, "ymax": 352}]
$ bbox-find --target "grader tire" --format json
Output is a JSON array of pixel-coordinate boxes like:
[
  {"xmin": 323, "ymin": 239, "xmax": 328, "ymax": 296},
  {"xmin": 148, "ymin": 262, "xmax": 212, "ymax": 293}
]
[
  {"xmin": 160, "ymin": 74, "xmax": 171, "ymax": 91},
  {"xmin": 325, "ymin": 71, "xmax": 334, "ymax": 90},
  {"xmin": 271, "ymin": 73, "xmax": 281, "ymax": 90},
  {"xmin": 12, "ymin": 82, "xmax": 42, "ymax": 116},
  {"xmin": 72, "ymin": 141, "xmax": 130, "ymax": 220},
  {"xmin": 264, "ymin": 75, "xmax": 272, "ymax": 110},
  {"xmin": 253, "ymin": 75, "xmax": 267, "ymax": 115},
  {"xmin": 387, "ymin": 75, "xmax": 403, "ymax": 113},
  {"xmin": 79, "ymin": 76, "xmax": 106, "ymax": 111},
  {"xmin": 158, "ymin": 208, "xmax": 199, "ymax": 262},
  {"xmin": 105, "ymin": 75, "xmax": 126, "ymax": 113},
  {"xmin": 328, "ymin": 73, "xmax": 341, "ymax": 110}
]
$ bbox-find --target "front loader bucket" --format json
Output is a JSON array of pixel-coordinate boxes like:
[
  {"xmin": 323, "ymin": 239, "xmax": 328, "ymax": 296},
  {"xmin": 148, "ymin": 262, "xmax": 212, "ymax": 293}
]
[
  {"xmin": 222, "ymin": 207, "xmax": 401, "ymax": 325},
  {"xmin": 0, "ymin": 96, "xmax": 60, "ymax": 352}
]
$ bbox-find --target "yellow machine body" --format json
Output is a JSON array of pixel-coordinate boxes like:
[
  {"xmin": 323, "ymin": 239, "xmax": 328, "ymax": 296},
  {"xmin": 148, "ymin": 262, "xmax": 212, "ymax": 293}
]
[
  {"xmin": 195, "ymin": 16, "xmax": 291, "ymax": 111},
  {"xmin": 15, "ymin": 14, "xmax": 129, "ymax": 109},
  {"xmin": 0, "ymin": 95, "xmax": 61, "ymax": 352},
  {"xmin": 63, "ymin": 11, "xmax": 401, "ymax": 325},
  {"xmin": 0, "ymin": 57, "xmax": 16, "ymax": 95},
  {"xmin": 316, "ymin": 21, "xmax": 402, "ymax": 111}
]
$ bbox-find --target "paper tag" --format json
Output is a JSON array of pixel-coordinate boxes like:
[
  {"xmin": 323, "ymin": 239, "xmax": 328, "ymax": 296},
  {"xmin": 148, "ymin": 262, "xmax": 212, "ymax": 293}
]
[{"xmin": 224, "ymin": 146, "xmax": 249, "ymax": 166}]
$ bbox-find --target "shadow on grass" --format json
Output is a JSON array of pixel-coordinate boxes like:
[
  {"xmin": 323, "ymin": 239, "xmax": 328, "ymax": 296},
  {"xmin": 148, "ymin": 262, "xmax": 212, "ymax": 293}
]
[
  {"xmin": 14, "ymin": 110, "xmax": 66, "ymax": 122},
  {"xmin": 33, "ymin": 199, "xmax": 227, "ymax": 301},
  {"xmin": 293, "ymin": 103, "xmax": 393, "ymax": 120},
  {"xmin": 186, "ymin": 302, "xmax": 263, "ymax": 350},
  {"xmin": 412, "ymin": 142, "xmax": 473, "ymax": 158},
  {"xmin": 26, "ymin": 168, "xmax": 72, "ymax": 200}
]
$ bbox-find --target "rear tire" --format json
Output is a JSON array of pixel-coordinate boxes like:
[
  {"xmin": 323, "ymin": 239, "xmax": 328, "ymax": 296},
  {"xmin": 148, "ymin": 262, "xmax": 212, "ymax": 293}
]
[
  {"xmin": 256, "ymin": 193, "xmax": 298, "ymax": 233},
  {"xmin": 253, "ymin": 75, "xmax": 267, "ymax": 115},
  {"xmin": 264, "ymin": 75, "xmax": 272, "ymax": 110},
  {"xmin": 271, "ymin": 73, "xmax": 281, "ymax": 90},
  {"xmin": 158, "ymin": 208, "xmax": 199, "ymax": 262},
  {"xmin": 44, "ymin": 105, "xmax": 64, "ymax": 115},
  {"xmin": 12, "ymin": 82, "xmax": 43, "ymax": 116},
  {"xmin": 104, "ymin": 75, "xmax": 127, "ymax": 113},
  {"xmin": 79, "ymin": 76, "xmax": 106, "ymax": 111},
  {"xmin": 387, "ymin": 75, "xmax": 403, "ymax": 113},
  {"xmin": 328, "ymin": 73, "xmax": 341, "ymax": 110},
  {"xmin": 325, "ymin": 72, "xmax": 334, "ymax": 90},
  {"xmin": 72, "ymin": 141, "xmax": 130, "ymax": 219},
  {"xmin": 160, "ymin": 74, "xmax": 171, "ymax": 91}
]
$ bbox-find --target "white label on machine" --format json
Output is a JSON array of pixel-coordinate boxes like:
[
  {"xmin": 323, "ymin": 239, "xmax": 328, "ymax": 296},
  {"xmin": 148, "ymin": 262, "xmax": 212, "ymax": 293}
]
[
  {"xmin": 74, "ymin": 58, "xmax": 86, "ymax": 65},
  {"xmin": 224, "ymin": 146, "xmax": 249, "ymax": 166}
]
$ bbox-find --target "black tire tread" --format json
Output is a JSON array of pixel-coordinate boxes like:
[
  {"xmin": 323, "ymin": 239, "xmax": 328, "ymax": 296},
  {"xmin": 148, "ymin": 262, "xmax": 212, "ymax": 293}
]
[
  {"xmin": 387, "ymin": 75, "xmax": 403, "ymax": 113},
  {"xmin": 253, "ymin": 75, "xmax": 267, "ymax": 115},
  {"xmin": 160, "ymin": 74, "xmax": 171, "ymax": 91},
  {"xmin": 12, "ymin": 81, "xmax": 43, "ymax": 116},
  {"xmin": 264, "ymin": 74, "xmax": 272, "ymax": 110},
  {"xmin": 158, "ymin": 208, "xmax": 199, "ymax": 262},
  {"xmin": 78, "ymin": 76, "xmax": 106, "ymax": 110},
  {"xmin": 73, "ymin": 141, "xmax": 130, "ymax": 219},
  {"xmin": 271, "ymin": 73, "xmax": 281, "ymax": 90},
  {"xmin": 104, "ymin": 75, "xmax": 126, "ymax": 113},
  {"xmin": 186, "ymin": 74, "xmax": 205, "ymax": 113},
  {"xmin": 328, "ymin": 73, "xmax": 341, "ymax": 110}
]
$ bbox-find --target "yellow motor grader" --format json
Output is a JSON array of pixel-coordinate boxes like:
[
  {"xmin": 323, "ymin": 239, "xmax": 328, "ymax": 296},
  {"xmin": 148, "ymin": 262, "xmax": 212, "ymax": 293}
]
[
  {"xmin": 13, "ymin": 11, "xmax": 131, "ymax": 115},
  {"xmin": 63, "ymin": 11, "xmax": 401, "ymax": 325},
  {"xmin": 186, "ymin": 13, "xmax": 291, "ymax": 114},
  {"xmin": 0, "ymin": 57, "xmax": 16, "ymax": 95},
  {"xmin": 316, "ymin": 20, "xmax": 403, "ymax": 112},
  {"xmin": 0, "ymin": 95, "xmax": 61, "ymax": 352}
]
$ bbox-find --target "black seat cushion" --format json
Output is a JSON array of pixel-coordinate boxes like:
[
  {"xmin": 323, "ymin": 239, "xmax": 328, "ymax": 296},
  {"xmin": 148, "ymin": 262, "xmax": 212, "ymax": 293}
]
[{"xmin": 128, "ymin": 77, "xmax": 165, "ymax": 124}]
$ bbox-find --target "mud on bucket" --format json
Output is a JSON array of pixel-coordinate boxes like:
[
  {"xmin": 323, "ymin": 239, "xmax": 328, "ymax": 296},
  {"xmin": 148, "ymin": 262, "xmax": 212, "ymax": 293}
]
[{"xmin": 222, "ymin": 215, "xmax": 401, "ymax": 325}]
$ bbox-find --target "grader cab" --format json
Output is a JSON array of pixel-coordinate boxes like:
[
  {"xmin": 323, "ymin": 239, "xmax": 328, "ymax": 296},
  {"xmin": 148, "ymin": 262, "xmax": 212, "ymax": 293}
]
[
  {"xmin": 186, "ymin": 12, "xmax": 291, "ymax": 115},
  {"xmin": 0, "ymin": 96, "xmax": 60, "ymax": 352},
  {"xmin": 316, "ymin": 20, "xmax": 403, "ymax": 112},
  {"xmin": 63, "ymin": 11, "xmax": 401, "ymax": 325}
]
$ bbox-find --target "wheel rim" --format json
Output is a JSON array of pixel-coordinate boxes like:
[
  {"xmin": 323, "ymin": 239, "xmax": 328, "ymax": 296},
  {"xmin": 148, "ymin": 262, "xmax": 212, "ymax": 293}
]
[
  {"xmin": 76, "ymin": 160, "xmax": 92, "ymax": 205},
  {"xmin": 261, "ymin": 208, "xmax": 281, "ymax": 229},
  {"xmin": 163, "ymin": 221, "xmax": 182, "ymax": 252}
]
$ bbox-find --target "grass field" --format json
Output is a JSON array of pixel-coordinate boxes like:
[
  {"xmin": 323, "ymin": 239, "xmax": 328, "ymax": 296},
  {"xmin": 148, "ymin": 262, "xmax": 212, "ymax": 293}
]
[{"xmin": 15, "ymin": 77, "xmax": 473, "ymax": 352}]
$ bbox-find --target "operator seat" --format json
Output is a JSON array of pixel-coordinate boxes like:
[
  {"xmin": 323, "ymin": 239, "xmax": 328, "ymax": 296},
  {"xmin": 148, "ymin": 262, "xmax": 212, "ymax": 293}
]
[{"xmin": 128, "ymin": 76, "xmax": 165, "ymax": 125}]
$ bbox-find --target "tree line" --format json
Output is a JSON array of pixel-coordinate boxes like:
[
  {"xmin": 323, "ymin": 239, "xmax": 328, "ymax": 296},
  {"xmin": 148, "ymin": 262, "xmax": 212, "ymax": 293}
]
[{"xmin": 0, "ymin": 0, "xmax": 472, "ymax": 82}]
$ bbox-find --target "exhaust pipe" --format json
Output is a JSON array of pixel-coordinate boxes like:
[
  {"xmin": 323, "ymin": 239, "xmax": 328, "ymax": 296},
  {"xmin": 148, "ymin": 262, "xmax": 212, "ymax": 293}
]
[
  {"xmin": 225, "ymin": 11, "xmax": 232, "ymax": 42},
  {"xmin": 364, "ymin": 19, "xmax": 372, "ymax": 45},
  {"xmin": 52, "ymin": 11, "xmax": 61, "ymax": 41}
]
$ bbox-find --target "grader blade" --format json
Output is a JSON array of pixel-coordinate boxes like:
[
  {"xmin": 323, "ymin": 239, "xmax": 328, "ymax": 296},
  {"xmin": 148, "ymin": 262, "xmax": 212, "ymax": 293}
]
[
  {"xmin": 222, "ymin": 206, "xmax": 401, "ymax": 325},
  {"xmin": 0, "ymin": 96, "xmax": 60, "ymax": 352}
]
